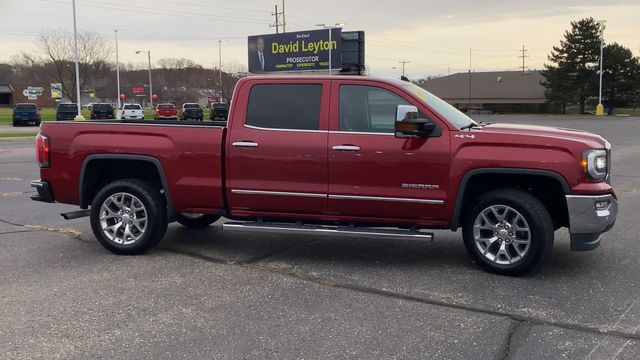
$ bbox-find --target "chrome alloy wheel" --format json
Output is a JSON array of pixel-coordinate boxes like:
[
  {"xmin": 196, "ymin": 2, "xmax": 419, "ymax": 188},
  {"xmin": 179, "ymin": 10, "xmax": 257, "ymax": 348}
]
[
  {"xmin": 99, "ymin": 192, "xmax": 148, "ymax": 245},
  {"xmin": 473, "ymin": 205, "xmax": 531, "ymax": 265}
]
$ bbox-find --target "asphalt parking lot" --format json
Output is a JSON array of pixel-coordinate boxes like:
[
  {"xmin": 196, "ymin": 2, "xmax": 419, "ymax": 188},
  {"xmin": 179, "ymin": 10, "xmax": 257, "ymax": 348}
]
[{"xmin": 1, "ymin": 115, "xmax": 639, "ymax": 359}]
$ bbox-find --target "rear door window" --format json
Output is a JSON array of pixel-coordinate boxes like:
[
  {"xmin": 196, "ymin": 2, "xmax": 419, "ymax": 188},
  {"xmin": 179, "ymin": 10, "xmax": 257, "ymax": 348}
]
[
  {"xmin": 15, "ymin": 104, "xmax": 36, "ymax": 111},
  {"xmin": 246, "ymin": 84, "xmax": 322, "ymax": 130}
]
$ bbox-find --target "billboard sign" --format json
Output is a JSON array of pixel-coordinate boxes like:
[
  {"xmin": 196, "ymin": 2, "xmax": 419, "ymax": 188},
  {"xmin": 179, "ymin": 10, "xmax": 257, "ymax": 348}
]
[
  {"xmin": 248, "ymin": 28, "xmax": 342, "ymax": 73},
  {"xmin": 51, "ymin": 83, "xmax": 63, "ymax": 99}
]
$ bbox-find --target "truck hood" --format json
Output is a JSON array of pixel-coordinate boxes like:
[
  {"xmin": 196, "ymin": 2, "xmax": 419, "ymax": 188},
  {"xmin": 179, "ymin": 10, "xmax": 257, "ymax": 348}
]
[{"xmin": 481, "ymin": 123, "xmax": 607, "ymax": 149}]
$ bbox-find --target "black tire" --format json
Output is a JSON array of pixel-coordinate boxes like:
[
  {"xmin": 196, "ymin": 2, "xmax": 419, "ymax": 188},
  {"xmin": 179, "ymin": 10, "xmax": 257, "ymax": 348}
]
[
  {"xmin": 462, "ymin": 188, "xmax": 554, "ymax": 276},
  {"xmin": 90, "ymin": 179, "xmax": 168, "ymax": 255},
  {"xmin": 35, "ymin": 121, "xmax": 41, "ymax": 126},
  {"xmin": 176, "ymin": 213, "xmax": 219, "ymax": 228},
  {"xmin": 12, "ymin": 120, "xmax": 18, "ymax": 127}
]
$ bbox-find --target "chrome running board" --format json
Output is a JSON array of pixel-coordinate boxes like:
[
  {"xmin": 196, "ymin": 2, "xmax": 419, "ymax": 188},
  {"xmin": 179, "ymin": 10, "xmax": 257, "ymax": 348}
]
[{"xmin": 222, "ymin": 221, "xmax": 433, "ymax": 241}]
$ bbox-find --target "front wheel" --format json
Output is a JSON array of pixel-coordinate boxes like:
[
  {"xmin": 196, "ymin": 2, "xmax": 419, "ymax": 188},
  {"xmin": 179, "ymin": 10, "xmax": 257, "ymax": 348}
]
[
  {"xmin": 176, "ymin": 213, "xmax": 219, "ymax": 228},
  {"xmin": 90, "ymin": 179, "xmax": 167, "ymax": 255},
  {"xmin": 462, "ymin": 189, "xmax": 554, "ymax": 276}
]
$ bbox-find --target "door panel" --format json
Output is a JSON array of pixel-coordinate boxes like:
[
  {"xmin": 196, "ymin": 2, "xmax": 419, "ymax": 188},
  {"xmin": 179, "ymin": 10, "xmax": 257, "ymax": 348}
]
[
  {"xmin": 328, "ymin": 81, "xmax": 451, "ymax": 223},
  {"xmin": 227, "ymin": 80, "xmax": 330, "ymax": 215}
]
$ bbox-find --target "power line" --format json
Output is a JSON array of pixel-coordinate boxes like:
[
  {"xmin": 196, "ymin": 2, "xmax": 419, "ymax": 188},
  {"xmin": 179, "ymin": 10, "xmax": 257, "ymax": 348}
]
[{"xmin": 40, "ymin": 0, "xmax": 271, "ymax": 25}]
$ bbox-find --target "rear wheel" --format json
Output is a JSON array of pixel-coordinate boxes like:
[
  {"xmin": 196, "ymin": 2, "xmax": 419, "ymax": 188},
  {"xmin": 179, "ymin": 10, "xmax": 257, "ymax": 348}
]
[
  {"xmin": 462, "ymin": 189, "xmax": 554, "ymax": 276},
  {"xmin": 176, "ymin": 213, "xmax": 219, "ymax": 228},
  {"xmin": 90, "ymin": 179, "xmax": 167, "ymax": 255}
]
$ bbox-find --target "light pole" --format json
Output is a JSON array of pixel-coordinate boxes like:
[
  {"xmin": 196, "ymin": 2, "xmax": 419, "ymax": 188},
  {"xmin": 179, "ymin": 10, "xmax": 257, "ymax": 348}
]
[
  {"xmin": 218, "ymin": 40, "xmax": 225, "ymax": 102},
  {"xmin": 71, "ymin": 0, "xmax": 83, "ymax": 118},
  {"xmin": 316, "ymin": 23, "xmax": 343, "ymax": 75},
  {"xmin": 136, "ymin": 50, "xmax": 153, "ymax": 109},
  {"xmin": 596, "ymin": 20, "xmax": 606, "ymax": 116},
  {"xmin": 115, "ymin": 29, "xmax": 121, "ymax": 111}
]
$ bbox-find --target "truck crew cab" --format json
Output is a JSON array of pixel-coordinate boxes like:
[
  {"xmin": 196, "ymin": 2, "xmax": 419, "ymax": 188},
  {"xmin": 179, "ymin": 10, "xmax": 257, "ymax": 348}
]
[{"xmin": 30, "ymin": 76, "xmax": 617, "ymax": 275}]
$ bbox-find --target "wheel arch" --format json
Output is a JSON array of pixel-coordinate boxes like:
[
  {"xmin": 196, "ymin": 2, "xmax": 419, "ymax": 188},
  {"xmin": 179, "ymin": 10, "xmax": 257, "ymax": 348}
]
[
  {"xmin": 79, "ymin": 154, "xmax": 175, "ymax": 219},
  {"xmin": 451, "ymin": 168, "xmax": 571, "ymax": 231}
]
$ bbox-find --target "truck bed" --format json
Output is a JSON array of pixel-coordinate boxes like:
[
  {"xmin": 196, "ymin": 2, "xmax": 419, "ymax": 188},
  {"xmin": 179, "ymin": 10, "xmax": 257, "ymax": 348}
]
[{"xmin": 40, "ymin": 120, "xmax": 227, "ymax": 214}]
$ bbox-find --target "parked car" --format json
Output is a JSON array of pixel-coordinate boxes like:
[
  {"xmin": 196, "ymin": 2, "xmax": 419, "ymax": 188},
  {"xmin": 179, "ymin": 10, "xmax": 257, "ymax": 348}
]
[
  {"xmin": 180, "ymin": 103, "xmax": 203, "ymax": 121},
  {"xmin": 154, "ymin": 103, "xmax": 178, "ymax": 120},
  {"xmin": 31, "ymin": 76, "xmax": 618, "ymax": 275},
  {"xmin": 120, "ymin": 103, "xmax": 144, "ymax": 120},
  {"xmin": 209, "ymin": 103, "xmax": 229, "ymax": 120},
  {"xmin": 56, "ymin": 103, "xmax": 78, "ymax": 121},
  {"xmin": 90, "ymin": 103, "xmax": 115, "ymax": 120},
  {"xmin": 12, "ymin": 103, "xmax": 41, "ymax": 126}
]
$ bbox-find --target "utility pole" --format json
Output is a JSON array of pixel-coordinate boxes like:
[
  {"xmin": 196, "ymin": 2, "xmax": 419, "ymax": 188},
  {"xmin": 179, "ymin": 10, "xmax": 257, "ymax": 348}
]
[
  {"xmin": 398, "ymin": 61, "xmax": 409, "ymax": 77},
  {"xmin": 270, "ymin": 2, "xmax": 285, "ymax": 34},
  {"xmin": 518, "ymin": 45, "xmax": 529, "ymax": 74}
]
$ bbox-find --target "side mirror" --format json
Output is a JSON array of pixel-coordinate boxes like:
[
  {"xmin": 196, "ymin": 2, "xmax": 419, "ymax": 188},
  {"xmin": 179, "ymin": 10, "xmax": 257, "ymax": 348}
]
[{"xmin": 395, "ymin": 105, "xmax": 436, "ymax": 138}]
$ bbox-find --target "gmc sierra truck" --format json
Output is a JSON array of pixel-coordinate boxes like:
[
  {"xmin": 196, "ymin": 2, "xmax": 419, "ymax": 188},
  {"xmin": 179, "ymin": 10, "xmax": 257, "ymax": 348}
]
[{"xmin": 30, "ymin": 76, "xmax": 618, "ymax": 275}]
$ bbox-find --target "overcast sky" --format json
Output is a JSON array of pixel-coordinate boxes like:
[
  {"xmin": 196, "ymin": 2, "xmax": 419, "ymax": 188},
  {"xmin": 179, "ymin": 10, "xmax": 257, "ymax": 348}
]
[{"xmin": 1, "ymin": 0, "xmax": 639, "ymax": 78}]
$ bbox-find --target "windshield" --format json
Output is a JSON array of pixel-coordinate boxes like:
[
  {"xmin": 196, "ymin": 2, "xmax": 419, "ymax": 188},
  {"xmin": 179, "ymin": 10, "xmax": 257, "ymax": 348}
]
[
  {"xmin": 93, "ymin": 104, "xmax": 113, "ymax": 111},
  {"xmin": 402, "ymin": 84, "xmax": 477, "ymax": 129},
  {"xmin": 183, "ymin": 104, "xmax": 200, "ymax": 109},
  {"xmin": 124, "ymin": 104, "xmax": 141, "ymax": 110},
  {"xmin": 158, "ymin": 104, "xmax": 175, "ymax": 110},
  {"xmin": 15, "ymin": 104, "xmax": 36, "ymax": 111},
  {"xmin": 58, "ymin": 104, "xmax": 77, "ymax": 110}
]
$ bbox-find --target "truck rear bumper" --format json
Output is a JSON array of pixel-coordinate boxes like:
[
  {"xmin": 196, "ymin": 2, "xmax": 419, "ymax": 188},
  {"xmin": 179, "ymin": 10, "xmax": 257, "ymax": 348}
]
[
  {"xmin": 30, "ymin": 180, "xmax": 54, "ymax": 203},
  {"xmin": 566, "ymin": 194, "xmax": 618, "ymax": 251}
]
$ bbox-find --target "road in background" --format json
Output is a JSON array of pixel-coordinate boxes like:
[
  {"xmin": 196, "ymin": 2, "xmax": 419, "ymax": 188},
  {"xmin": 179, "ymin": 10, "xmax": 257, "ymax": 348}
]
[{"xmin": 1, "ymin": 116, "xmax": 638, "ymax": 359}]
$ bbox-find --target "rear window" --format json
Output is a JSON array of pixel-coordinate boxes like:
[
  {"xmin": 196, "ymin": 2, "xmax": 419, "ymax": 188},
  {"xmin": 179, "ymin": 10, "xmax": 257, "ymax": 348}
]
[
  {"xmin": 124, "ymin": 104, "xmax": 141, "ymax": 110},
  {"xmin": 158, "ymin": 104, "xmax": 175, "ymax": 110},
  {"xmin": 183, "ymin": 104, "xmax": 200, "ymax": 109},
  {"xmin": 15, "ymin": 104, "xmax": 37, "ymax": 111},
  {"xmin": 93, "ymin": 104, "xmax": 113, "ymax": 111},
  {"xmin": 58, "ymin": 104, "xmax": 77, "ymax": 110},
  {"xmin": 246, "ymin": 84, "xmax": 322, "ymax": 130}
]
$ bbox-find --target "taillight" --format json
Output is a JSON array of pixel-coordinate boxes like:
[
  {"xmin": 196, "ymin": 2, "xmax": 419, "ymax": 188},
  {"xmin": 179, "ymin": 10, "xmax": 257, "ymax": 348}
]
[{"xmin": 36, "ymin": 133, "xmax": 50, "ymax": 168}]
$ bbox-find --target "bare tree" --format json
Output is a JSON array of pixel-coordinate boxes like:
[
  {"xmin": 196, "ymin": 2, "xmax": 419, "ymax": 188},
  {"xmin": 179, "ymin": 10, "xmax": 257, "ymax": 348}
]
[{"xmin": 15, "ymin": 31, "xmax": 112, "ymax": 101}]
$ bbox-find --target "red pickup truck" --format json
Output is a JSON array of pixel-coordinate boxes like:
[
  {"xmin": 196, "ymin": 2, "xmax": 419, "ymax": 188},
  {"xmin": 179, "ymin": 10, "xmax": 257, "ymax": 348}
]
[{"xmin": 31, "ymin": 76, "xmax": 617, "ymax": 275}]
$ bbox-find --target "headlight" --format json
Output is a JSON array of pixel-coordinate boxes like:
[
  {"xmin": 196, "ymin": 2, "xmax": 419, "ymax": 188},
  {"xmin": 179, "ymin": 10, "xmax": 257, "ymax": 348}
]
[{"xmin": 583, "ymin": 149, "xmax": 608, "ymax": 180}]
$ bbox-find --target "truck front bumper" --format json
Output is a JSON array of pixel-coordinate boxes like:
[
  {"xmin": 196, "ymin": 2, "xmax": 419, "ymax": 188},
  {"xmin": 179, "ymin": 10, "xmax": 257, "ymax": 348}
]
[
  {"xmin": 566, "ymin": 194, "xmax": 618, "ymax": 251},
  {"xmin": 30, "ymin": 180, "xmax": 54, "ymax": 203}
]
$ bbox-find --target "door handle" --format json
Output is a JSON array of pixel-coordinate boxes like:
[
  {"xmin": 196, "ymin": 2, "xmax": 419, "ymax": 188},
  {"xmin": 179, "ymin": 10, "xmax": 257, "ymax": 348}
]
[
  {"xmin": 232, "ymin": 141, "xmax": 259, "ymax": 148},
  {"xmin": 332, "ymin": 145, "xmax": 361, "ymax": 151}
]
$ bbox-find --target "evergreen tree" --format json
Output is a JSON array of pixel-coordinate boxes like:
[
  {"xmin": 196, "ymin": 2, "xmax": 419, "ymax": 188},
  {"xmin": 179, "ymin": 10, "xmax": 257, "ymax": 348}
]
[
  {"xmin": 602, "ymin": 43, "xmax": 640, "ymax": 112},
  {"xmin": 541, "ymin": 18, "xmax": 601, "ymax": 114}
]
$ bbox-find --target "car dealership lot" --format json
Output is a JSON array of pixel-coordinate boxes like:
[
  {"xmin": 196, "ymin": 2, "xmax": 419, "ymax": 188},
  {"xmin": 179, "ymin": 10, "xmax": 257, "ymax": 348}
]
[{"xmin": 1, "ymin": 116, "xmax": 639, "ymax": 359}]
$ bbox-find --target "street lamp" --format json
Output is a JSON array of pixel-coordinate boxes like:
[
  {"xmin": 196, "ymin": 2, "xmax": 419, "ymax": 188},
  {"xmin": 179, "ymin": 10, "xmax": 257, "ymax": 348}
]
[
  {"xmin": 316, "ymin": 23, "xmax": 344, "ymax": 75},
  {"xmin": 596, "ymin": 20, "xmax": 606, "ymax": 116},
  {"xmin": 71, "ymin": 0, "xmax": 83, "ymax": 119},
  {"xmin": 136, "ymin": 50, "xmax": 153, "ymax": 109},
  {"xmin": 218, "ymin": 40, "xmax": 226, "ymax": 102},
  {"xmin": 114, "ymin": 29, "xmax": 122, "ymax": 111}
]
